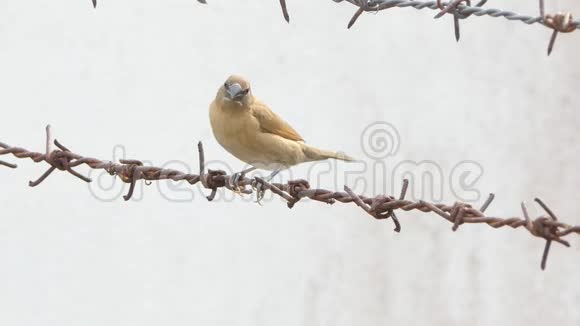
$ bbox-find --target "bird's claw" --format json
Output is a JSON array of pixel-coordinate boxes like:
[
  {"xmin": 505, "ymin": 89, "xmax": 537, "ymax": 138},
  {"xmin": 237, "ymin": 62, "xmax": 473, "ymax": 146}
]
[
  {"xmin": 228, "ymin": 171, "xmax": 247, "ymax": 193},
  {"xmin": 251, "ymin": 178, "xmax": 267, "ymax": 205}
]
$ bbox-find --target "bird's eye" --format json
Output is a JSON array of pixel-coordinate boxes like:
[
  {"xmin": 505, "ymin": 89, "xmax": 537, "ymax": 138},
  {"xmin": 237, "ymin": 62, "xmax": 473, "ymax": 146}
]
[
  {"xmin": 242, "ymin": 88, "xmax": 249, "ymax": 95},
  {"xmin": 224, "ymin": 82, "xmax": 228, "ymax": 88}
]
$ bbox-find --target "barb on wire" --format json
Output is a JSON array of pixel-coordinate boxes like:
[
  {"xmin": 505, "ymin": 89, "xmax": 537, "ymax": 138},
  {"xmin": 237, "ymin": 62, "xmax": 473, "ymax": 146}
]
[
  {"xmin": 2, "ymin": 126, "xmax": 580, "ymax": 270},
  {"xmin": 539, "ymin": 0, "xmax": 576, "ymax": 55},
  {"xmin": 0, "ymin": 160, "xmax": 17, "ymax": 169},
  {"xmin": 279, "ymin": 0, "xmax": 290, "ymax": 23},
  {"xmin": 432, "ymin": 0, "xmax": 488, "ymax": 42}
]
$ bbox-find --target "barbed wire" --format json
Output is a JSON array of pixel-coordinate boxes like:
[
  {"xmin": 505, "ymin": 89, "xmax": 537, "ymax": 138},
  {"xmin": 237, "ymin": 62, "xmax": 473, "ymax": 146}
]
[
  {"xmin": 1, "ymin": 125, "xmax": 579, "ymax": 270},
  {"xmin": 91, "ymin": 0, "xmax": 575, "ymax": 55}
]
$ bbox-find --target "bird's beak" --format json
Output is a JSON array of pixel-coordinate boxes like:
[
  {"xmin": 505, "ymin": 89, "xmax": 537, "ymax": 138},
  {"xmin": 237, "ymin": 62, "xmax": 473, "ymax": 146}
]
[{"xmin": 225, "ymin": 83, "xmax": 244, "ymax": 101}]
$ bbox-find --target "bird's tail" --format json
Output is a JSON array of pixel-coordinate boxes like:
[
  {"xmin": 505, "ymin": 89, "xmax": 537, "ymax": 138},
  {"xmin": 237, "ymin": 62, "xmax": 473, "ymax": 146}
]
[{"xmin": 301, "ymin": 144, "xmax": 355, "ymax": 162}]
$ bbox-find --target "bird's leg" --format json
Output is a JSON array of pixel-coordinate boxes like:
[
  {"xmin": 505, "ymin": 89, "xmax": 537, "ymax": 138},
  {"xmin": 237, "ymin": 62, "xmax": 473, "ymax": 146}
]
[
  {"xmin": 254, "ymin": 168, "xmax": 282, "ymax": 204},
  {"xmin": 228, "ymin": 166, "xmax": 256, "ymax": 192}
]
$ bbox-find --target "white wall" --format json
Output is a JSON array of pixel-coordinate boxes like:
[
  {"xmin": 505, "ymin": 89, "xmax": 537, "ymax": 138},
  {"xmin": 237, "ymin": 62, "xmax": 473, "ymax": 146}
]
[{"xmin": 0, "ymin": 1, "xmax": 579, "ymax": 325}]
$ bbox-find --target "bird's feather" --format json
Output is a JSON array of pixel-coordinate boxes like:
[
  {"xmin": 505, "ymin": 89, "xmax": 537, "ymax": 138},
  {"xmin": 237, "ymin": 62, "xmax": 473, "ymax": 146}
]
[{"xmin": 251, "ymin": 100, "xmax": 304, "ymax": 142}]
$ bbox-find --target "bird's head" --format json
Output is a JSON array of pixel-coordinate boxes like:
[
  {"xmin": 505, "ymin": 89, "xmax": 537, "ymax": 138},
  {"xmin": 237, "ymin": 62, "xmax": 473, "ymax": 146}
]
[{"xmin": 218, "ymin": 75, "xmax": 253, "ymax": 107}]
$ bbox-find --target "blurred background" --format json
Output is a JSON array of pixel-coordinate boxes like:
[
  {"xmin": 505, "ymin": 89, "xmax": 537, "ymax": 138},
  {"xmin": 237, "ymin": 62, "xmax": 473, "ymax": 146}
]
[{"xmin": 0, "ymin": 0, "xmax": 579, "ymax": 325}]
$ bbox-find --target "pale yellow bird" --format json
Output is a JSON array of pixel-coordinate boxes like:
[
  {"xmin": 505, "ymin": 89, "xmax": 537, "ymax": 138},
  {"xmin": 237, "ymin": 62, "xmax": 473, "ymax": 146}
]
[{"xmin": 209, "ymin": 75, "xmax": 353, "ymax": 193}]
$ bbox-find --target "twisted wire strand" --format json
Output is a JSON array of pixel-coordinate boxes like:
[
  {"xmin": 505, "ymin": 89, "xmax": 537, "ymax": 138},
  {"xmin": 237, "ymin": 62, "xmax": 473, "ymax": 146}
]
[
  {"xmin": 1, "ymin": 127, "xmax": 579, "ymax": 270},
  {"xmin": 89, "ymin": 0, "xmax": 580, "ymax": 30},
  {"xmin": 86, "ymin": 0, "xmax": 578, "ymax": 53},
  {"xmin": 337, "ymin": 0, "xmax": 580, "ymax": 29}
]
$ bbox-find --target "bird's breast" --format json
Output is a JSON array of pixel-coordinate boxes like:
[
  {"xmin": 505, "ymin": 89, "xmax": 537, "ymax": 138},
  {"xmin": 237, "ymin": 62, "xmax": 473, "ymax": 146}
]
[
  {"xmin": 209, "ymin": 101, "xmax": 305, "ymax": 170},
  {"xmin": 210, "ymin": 102, "xmax": 263, "ymax": 163}
]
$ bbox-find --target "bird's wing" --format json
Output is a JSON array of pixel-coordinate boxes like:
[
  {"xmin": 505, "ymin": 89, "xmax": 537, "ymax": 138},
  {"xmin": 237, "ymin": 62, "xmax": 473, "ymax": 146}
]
[{"xmin": 251, "ymin": 100, "xmax": 304, "ymax": 142}]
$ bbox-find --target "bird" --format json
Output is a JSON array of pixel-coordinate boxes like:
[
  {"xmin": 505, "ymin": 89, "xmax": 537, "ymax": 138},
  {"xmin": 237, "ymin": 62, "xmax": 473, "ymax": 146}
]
[{"xmin": 209, "ymin": 75, "xmax": 354, "ymax": 199}]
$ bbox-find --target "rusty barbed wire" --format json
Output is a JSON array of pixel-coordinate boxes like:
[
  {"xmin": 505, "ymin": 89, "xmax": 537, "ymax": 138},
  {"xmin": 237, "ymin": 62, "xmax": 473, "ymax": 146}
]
[
  {"xmin": 338, "ymin": 0, "xmax": 579, "ymax": 54},
  {"xmin": 120, "ymin": 0, "xmax": 579, "ymax": 55},
  {"xmin": 85, "ymin": 0, "xmax": 579, "ymax": 54},
  {"xmin": 1, "ymin": 125, "xmax": 580, "ymax": 270}
]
